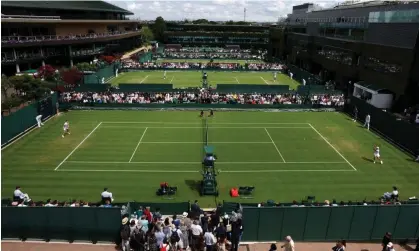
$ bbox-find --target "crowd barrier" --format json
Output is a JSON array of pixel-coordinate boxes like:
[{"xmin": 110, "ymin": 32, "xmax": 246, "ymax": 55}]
[
  {"xmin": 242, "ymin": 205, "xmax": 419, "ymax": 242},
  {"xmin": 345, "ymin": 96, "xmax": 419, "ymax": 154},
  {"xmin": 1, "ymin": 94, "xmax": 57, "ymax": 147}
]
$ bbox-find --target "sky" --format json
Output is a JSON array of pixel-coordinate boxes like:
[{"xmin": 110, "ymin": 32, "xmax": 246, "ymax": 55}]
[{"xmin": 106, "ymin": 0, "xmax": 347, "ymax": 22}]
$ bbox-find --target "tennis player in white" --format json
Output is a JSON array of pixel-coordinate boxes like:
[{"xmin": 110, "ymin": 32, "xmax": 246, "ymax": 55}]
[
  {"xmin": 163, "ymin": 70, "xmax": 167, "ymax": 80},
  {"xmin": 35, "ymin": 114, "xmax": 44, "ymax": 128},
  {"xmin": 373, "ymin": 145, "xmax": 383, "ymax": 164},
  {"xmin": 62, "ymin": 120, "xmax": 70, "ymax": 138}
]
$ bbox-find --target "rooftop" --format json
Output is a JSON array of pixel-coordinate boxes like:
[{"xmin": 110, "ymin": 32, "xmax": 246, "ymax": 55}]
[{"xmin": 0, "ymin": 1, "xmax": 133, "ymax": 15}]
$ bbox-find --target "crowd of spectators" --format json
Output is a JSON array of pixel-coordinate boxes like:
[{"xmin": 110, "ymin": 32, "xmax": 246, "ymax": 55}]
[
  {"xmin": 159, "ymin": 48, "xmax": 267, "ymax": 60},
  {"xmin": 121, "ymin": 61, "xmax": 284, "ymax": 71},
  {"xmin": 120, "ymin": 201, "xmax": 243, "ymax": 251},
  {"xmin": 61, "ymin": 90, "xmax": 345, "ymax": 107},
  {"xmin": 1, "ymin": 31, "xmax": 138, "ymax": 44}
]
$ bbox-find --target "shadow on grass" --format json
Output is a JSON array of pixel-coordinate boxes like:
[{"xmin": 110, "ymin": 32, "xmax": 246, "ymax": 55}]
[
  {"xmin": 185, "ymin": 180, "xmax": 201, "ymax": 193},
  {"xmin": 362, "ymin": 156, "xmax": 374, "ymax": 163}
]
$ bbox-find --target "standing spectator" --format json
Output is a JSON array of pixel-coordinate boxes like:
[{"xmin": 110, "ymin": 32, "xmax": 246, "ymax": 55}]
[
  {"xmin": 191, "ymin": 220, "xmax": 203, "ymax": 251},
  {"xmin": 139, "ymin": 215, "xmax": 149, "ymax": 233},
  {"xmin": 147, "ymin": 230, "xmax": 159, "ymax": 251},
  {"xmin": 281, "ymin": 236, "xmax": 295, "ymax": 251},
  {"xmin": 120, "ymin": 217, "xmax": 131, "ymax": 251},
  {"xmin": 155, "ymin": 226, "xmax": 166, "ymax": 248},
  {"xmin": 201, "ymin": 213, "xmax": 209, "ymax": 233},
  {"xmin": 191, "ymin": 200, "xmax": 202, "ymax": 219},
  {"xmin": 154, "ymin": 208, "xmax": 162, "ymax": 221},
  {"xmin": 179, "ymin": 222, "xmax": 189, "ymax": 251},
  {"xmin": 215, "ymin": 222, "xmax": 227, "ymax": 251},
  {"xmin": 172, "ymin": 215, "xmax": 180, "ymax": 229},
  {"xmin": 382, "ymin": 232, "xmax": 392, "ymax": 251},
  {"xmin": 231, "ymin": 218, "xmax": 243, "ymax": 251},
  {"xmin": 204, "ymin": 228, "xmax": 216, "ymax": 251}
]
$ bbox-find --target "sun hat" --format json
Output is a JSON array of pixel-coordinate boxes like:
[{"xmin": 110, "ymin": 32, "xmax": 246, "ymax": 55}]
[
  {"xmin": 182, "ymin": 212, "xmax": 188, "ymax": 217},
  {"xmin": 122, "ymin": 217, "xmax": 129, "ymax": 225},
  {"xmin": 286, "ymin": 236, "xmax": 292, "ymax": 241}
]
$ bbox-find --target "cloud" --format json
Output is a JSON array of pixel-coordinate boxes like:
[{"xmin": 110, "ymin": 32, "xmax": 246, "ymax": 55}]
[{"xmin": 106, "ymin": 0, "xmax": 347, "ymax": 22}]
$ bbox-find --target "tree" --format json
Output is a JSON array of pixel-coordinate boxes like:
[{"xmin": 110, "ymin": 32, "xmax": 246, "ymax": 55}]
[
  {"xmin": 1, "ymin": 75, "xmax": 15, "ymax": 99},
  {"xmin": 140, "ymin": 26, "xmax": 154, "ymax": 45},
  {"xmin": 60, "ymin": 67, "xmax": 82, "ymax": 89},
  {"xmin": 100, "ymin": 55, "xmax": 116, "ymax": 64},
  {"xmin": 76, "ymin": 62, "xmax": 97, "ymax": 72},
  {"xmin": 37, "ymin": 64, "xmax": 57, "ymax": 81},
  {"xmin": 8, "ymin": 75, "xmax": 31, "ymax": 96},
  {"xmin": 152, "ymin": 16, "xmax": 167, "ymax": 42}
]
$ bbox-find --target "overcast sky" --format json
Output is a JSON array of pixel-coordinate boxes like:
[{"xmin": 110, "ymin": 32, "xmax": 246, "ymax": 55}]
[{"xmin": 106, "ymin": 0, "xmax": 347, "ymax": 22}]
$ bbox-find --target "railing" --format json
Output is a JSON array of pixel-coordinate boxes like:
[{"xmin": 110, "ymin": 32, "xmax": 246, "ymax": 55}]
[
  {"xmin": 1, "ymin": 14, "xmax": 61, "ymax": 20},
  {"xmin": 1, "ymin": 31, "xmax": 140, "ymax": 44}
]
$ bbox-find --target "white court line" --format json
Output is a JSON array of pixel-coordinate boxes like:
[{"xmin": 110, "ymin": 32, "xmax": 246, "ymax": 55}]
[
  {"xmin": 264, "ymin": 128, "xmax": 286, "ymax": 163},
  {"xmin": 234, "ymin": 77, "xmax": 240, "ymax": 84},
  {"xmin": 138, "ymin": 142, "xmax": 273, "ymax": 144},
  {"xmin": 65, "ymin": 161, "xmax": 346, "ymax": 164},
  {"xmin": 100, "ymin": 126, "xmax": 311, "ymax": 129},
  {"xmin": 129, "ymin": 127, "xmax": 148, "ymax": 162},
  {"xmin": 169, "ymin": 76, "xmax": 174, "ymax": 83},
  {"xmin": 260, "ymin": 76, "xmax": 269, "ymax": 85},
  {"xmin": 220, "ymin": 169, "xmax": 355, "ymax": 173},
  {"xmin": 139, "ymin": 75, "xmax": 149, "ymax": 83},
  {"xmin": 57, "ymin": 169, "xmax": 353, "ymax": 173},
  {"xmin": 309, "ymin": 123, "xmax": 357, "ymax": 171},
  {"xmin": 102, "ymin": 122, "xmax": 310, "ymax": 125},
  {"xmin": 54, "ymin": 122, "xmax": 102, "ymax": 171},
  {"xmin": 58, "ymin": 169, "xmax": 200, "ymax": 173}
]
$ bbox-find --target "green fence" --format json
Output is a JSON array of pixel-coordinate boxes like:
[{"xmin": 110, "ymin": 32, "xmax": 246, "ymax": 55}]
[
  {"xmin": 345, "ymin": 97, "xmax": 419, "ymax": 154},
  {"xmin": 216, "ymin": 84, "xmax": 290, "ymax": 93},
  {"xmin": 1, "ymin": 207, "xmax": 121, "ymax": 242},
  {"xmin": 118, "ymin": 84, "xmax": 174, "ymax": 92},
  {"xmin": 1, "ymin": 94, "xmax": 57, "ymax": 147},
  {"xmin": 242, "ymin": 205, "xmax": 419, "ymax": 242},
  {"xmin": 84, "ymin": 63, "xmax": 118, "ymax": 84}
]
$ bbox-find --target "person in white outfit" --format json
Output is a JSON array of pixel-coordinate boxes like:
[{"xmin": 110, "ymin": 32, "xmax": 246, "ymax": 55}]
[
  {"xmin": 36, "ymin": 114, "xmax": 44, "ymax": 127},
  {"xmin": 364, "ymin": 114, "xmax": 371, "ymax": 130},
  {"xmin": 281, "ymin": 236, "xmax": 295, "ymax": 251}
]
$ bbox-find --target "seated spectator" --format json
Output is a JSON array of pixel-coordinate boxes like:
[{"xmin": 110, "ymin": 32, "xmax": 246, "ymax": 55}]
[
  {"xmin": 13, "ymin": 186, "xmax": 30, "ymax": 202},
  {"xmin": 101, "ymin": 187, "xmax": 114, "ymax": 202},
  {"xmin": 391, "ymin": 186, "xmax": 399, "ymax": 200}
]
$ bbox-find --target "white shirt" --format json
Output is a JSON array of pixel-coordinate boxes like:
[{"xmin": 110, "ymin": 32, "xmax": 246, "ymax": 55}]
[
  {"xmin": 191, "ymin": 224, "xmax": 203, "ymax": 236},
  {"xmin": 18, "ymin": 204, "xmax": 27, "ymax": 207},
  {"xmin": 14, "ymin": 189, "xmax": 25, "ymax": 199},
  {"xmin": 101, "ymin": 191, "xmax": 113, "ymax": 199},
  {"xmin": 366, "ymin": 115, "xmax": 371, "ymax": 122},
  {"xmin": 392, "ymin": 190, "xmax": 399, "ymax": 196},
  {"xmin": 70, "ymin": 203, "xmax": 76, "ymax": 207},
  {"xmin": 45, "ymin": 203, "xmax": 56, "ymax": 207},
  {"xmin": 204, "ymin": 232, "xmax": 216, "ymax": 245},
  {"xmin": 63, "ymin": 122, "xmax": 69, "ymax": 129}
]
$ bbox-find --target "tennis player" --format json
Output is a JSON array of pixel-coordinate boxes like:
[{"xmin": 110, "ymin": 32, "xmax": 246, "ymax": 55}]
[
  {"xmin": 62, "ymin": 120, "xmax": 70, "ymax": 138},
  {"xmin": 35, "ymin": 114, "xmax": 44, "ymax": 128}
]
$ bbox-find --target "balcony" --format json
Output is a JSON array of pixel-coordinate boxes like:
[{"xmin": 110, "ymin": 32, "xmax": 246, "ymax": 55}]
[{"xmin": 1, "ymin": 31, "xmax": 141, "ymax": 48}]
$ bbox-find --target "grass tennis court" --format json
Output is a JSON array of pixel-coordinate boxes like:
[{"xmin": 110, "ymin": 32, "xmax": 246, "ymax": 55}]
[
  {"xmin": 2, "ymin": 111, "xmax": 418, "ymax": 208},
  {"xmin": 110, "ymin": 71, "xmax": 299, "ymax": 89}
]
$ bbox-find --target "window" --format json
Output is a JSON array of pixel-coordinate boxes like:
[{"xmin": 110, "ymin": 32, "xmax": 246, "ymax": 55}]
[
  {"xmin": 317, "ymin": 46, "xmax": 353, "ymax": 65},
  {"xmin": 364, "ymin": 57, "xmax": 402, "ymax": 73},
  {"xmin": 369, "ymin": 9, "xmax": 419, "ymax": 23}
]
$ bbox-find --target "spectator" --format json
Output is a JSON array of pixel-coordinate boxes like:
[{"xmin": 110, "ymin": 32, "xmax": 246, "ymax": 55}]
[
  {"xmin": 154, "ymin": 226, "xmax": 165, "ymax": 248},
  {"xmin": 332, "ymin": 240, "xmax": 345, "ymax": 251},
  {"xmin": 201, "ymin": 212, "xmax": 209, "ymax": 232},
  {"xmin": 120, "ymin": 217, "xmax": 131, "ymax": 251},
  {"xmin": 179, "ymin": 222, "xmax": 189, "ymax": 250},
  {"xmin": 154, "ymin": 208, "xmax": 162, "ymax": 221},
  {"xmin": 191, "ymin": 220, "xmax": 203, "ymax": 249},
  {"xmin": 204, "ymin": 227, "xmax": 216, "ymax": 251},
  {"xmin": 139, "ymin": 215, "xmax": 149, "ymax": 233},
  {"xmin": 101, "ymin": 188, "xmax": 114, "ymax": 202},
  {"xmin": 387, "ymin": 242, "xmax": 396, "ymax": 251},
  {"xmin": 191, "ymin": 200, "xmax": 202, "ymax": 219},
  {"xmin": 163, "ymin": 218, "xmax": 172, "ymax": 237},
  {"xmin": 269, "ymin": 244, "xmax": 277, "ymax": 251},
  {"xmin": 281, "ymin": 236, "xmax": 295, "ymax": 251},
  {"xmin": 147, "ymin": 229, "xmax": 159, "ymax": 251},
  {"xmin": 231, "ymin": 218, "xmax": 243, "ymax": 251},
  {"xmin": 382, "ymin": 232, "xmax": 392, "ymax": 251},
  {"xmin": 392, "ymin": 187, "xmax": 399, "ymax": 200},
  {"xmin": 13, "ymin": 186, "xmax": 30, "ymax": 202},
  {"xmin": 170, "ymin": 225, "xmax": 182, "ymax": 250},
  {"xmin": 172, "ymin": 215, "xmax": 180, "ymax": 229},
  {"xmin": 130, "ymin": 224, "xmax": 146, "ymax": 251}
]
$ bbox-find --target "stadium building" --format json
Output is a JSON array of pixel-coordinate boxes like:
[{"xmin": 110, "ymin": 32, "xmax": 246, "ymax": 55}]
[
  {"xmin": 281, "ymin": 1, "xmax": 419, "ymax": 107},
  {"xmin": 1, "ymin": 1, "xmax": 142, "ymax": 76},
  {"xmin": 163, "ymin": 23, "xmax": 271, "ymax": 49}
]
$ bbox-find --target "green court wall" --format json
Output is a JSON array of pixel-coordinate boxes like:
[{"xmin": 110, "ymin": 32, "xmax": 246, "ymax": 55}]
[
  {"xmin": 1, "ymin": 207, "xmax": 121, "ymax": 242},
  {"xmin": 242, "ymin": 205, "xmax": 419, "ymax": 241}
]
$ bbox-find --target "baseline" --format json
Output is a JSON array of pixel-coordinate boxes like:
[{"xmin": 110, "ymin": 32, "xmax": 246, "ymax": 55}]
[
  {"xmin": 101, "ymin": 122, "xmax": 310, "ymax": 125},
  {"xmin": 308, "ymin": 123, "xmax": 357, "ymax": 171},
  {"xmin": 64, "ymin": 161, "xmax": 346, "ymax": 164},
  {"xmin": 54, "ymin": 122, "xmax": 103, "ymax": 171}
]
